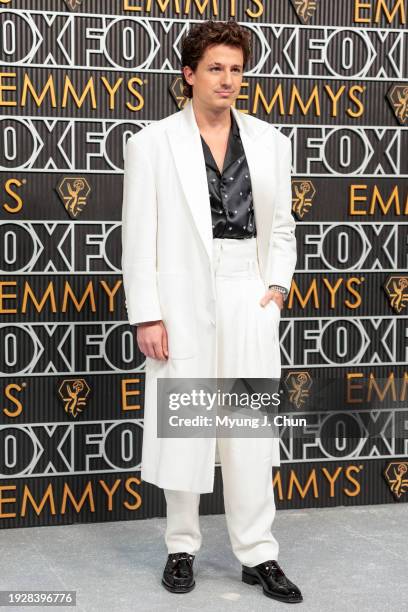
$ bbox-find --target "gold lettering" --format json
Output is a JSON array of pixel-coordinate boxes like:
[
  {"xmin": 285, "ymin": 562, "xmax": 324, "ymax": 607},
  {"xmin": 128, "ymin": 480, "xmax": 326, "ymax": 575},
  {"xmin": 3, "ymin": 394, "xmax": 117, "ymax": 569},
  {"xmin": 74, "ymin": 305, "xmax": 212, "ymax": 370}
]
[
  {"xmin": 367, "ymin": 371, "xmax": 397, "ymax": 402},
  {"xmin": 100, "ymin": 280, "xmax": 122, "ymax": 312},
  {"xmin": 3, "ymin": 178, "xmax": 24, "ymax": 214},
  {"xmin": 272, "ymin": 470, "xmax": 284, "ymax": 501},
  {"xmin": 350, "ymin": 184, "xmax": 368, "ymax": 214},
  {"xmin": 122, "ymin": 378, "xmax": 142, "ymax": 412},
  {"xmin": 354, "ymin": 1, "xmax": 371, "ymax": 23},
  {"xmin": 99, "ymin": 479, "xmax": 122, "ymax": 511},
  {"xmin": 0, "ymin": 281, "xmax": 17, "ymax": 314},
  {"xmin": 344, "ymin": 465, "xmax": 361, "ymax": 496},
  {"xmin": 124, "ymin": 0, "xmax": 144, "ymax": 11},
  {"xmin": 62, "ymin": 77, "xmax": 97, "ymax": 109},
  {"xmin": 0, "ymin": 72, "xmax": 16, "ymax": 107},
  {"xmin": 127, "ymin": 77, "xmax": 145, "ymax": 111},
  {"xmin": 321, "ymin": 467, "xmax": 343, "ymax": 497},
  {"xmin": 234, "ymin": 81, "xmax": 249, "ymax": 113},
  {"xmin": 349, "ymin": 184, "xmax": 406, "ymax": 215},
  {"xmin": 0, "ymin": 485, "xmax": 16, "ymax": 518},
  {"xmin": 354, "ymin": 0, "xmax": 406, "ymax": 24},
  {"xmin": 62, "ymin": 281, "xmax": 97, "ymax": 313},
  {"xmin": 21, "ymin": 282, "xmax": 57, "ymax": 314},
  {"xmin": 124, "ymin": 477, "xmax": 142, "ymax": 510},
  {"xmin": 347, "ymin": 85, "xmax": 365, "ymax": 117},
  {"xmin": 184, "ymin": 0, "xmax": 218, "ymax": 16},
  {"xmin": 347, "ymin": 372, "xmax": 408, "ymax": 402},
  {"xmin": 287, "ymin": 469, "xmax": 318, "ymax": 499},
  {"xmin": 289, "ymin": 85, "xmax": 320, "ymax": 117},
  {"xmin": 322, "ymin": 278, "xmax": 343, "ymax": 309},
  {"xmin": 253, "ymin": 83, "xmax": 285, "ymax": 115},
  {"xmin": 247, "ymin": 0, "xmax": 264, "ymax": 18},
  {"xmin": 375, "ymin": 0, "xmax": 406, "ymax": 24},
  {"xmin": 370, "ymin": 185, "xmax": 403, "ymax": 215},
  {"xmin": 21, "ymin": 484, "xmax": 56, "ymax": 516},
  {"xmin": 3, "ymin": 384, "xmax": 24, "ymax": 418},
  {"xmin": 61, "ymin": 482, "xmax": 95, "ymax": 514},
  {"xmin": 344, "ymin": 277, "xmax": 363, "ymax": 309},
  {"xmin": 289, "ymin": 279, "xmax": 319, "ymax": 309},
  {"xmin": 21, "ymin": 74, "xmax": 57, "ymax": 107},
  {"xmin": 100, "ymin": 77, "xmax": 123, "ymax": 110},
  {"xmin": 324, "ymin": 85, "xmax": 346, "ymax": 117},
  {"xmin": 346, "ymin": 372, "xmax": 364, "ymax": 404}
]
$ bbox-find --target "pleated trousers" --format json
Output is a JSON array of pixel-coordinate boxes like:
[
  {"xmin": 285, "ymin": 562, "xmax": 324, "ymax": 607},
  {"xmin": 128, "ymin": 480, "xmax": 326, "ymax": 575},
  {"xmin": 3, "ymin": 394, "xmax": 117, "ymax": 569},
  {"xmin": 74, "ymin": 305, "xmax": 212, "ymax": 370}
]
[{"xmin": 164, "ymin": 237, "xmax": 280, "ymax": 567}]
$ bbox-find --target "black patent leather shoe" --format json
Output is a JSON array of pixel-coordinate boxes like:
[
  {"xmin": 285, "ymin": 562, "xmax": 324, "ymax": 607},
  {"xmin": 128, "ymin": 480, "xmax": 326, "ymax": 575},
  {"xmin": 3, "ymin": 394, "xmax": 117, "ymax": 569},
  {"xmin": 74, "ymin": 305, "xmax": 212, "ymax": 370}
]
[
  {"xmin": 242, "ymin": 559, "xmax": 302, "ymax": 603},
  {"xmin": 162, "ymin": 552, "xmax": 195, "ymax": 593}
]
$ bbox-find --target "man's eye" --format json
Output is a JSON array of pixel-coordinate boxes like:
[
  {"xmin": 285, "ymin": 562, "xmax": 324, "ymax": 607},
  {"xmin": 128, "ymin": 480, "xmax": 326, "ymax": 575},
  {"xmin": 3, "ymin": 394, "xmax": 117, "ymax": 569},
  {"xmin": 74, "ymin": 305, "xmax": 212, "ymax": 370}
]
[{"xmin": 210, "ymin": 67, "xmax": 241, "ymax": 72}]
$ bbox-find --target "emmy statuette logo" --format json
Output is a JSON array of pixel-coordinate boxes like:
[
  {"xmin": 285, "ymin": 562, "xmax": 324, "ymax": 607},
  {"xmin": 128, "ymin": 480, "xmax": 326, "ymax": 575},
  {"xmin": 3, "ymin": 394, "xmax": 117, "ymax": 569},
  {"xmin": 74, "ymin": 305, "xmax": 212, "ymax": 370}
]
[
  {"xmin": 384, "ymin": 461, "xmax": 408, "ymax": 500},
  {"xmin": 284, "ymin": 371, "xmax": 313, "ymax": 409},
  {"xmin": 292, "ymin": 180, "xmax": 315, "ymax": 219},
  {"xmin": 58, "ymin": 378, "xmax": 91, "ymax": 418},
  {"xmin": 169, "ymin": 76, "xmax": 189, "ymax": 110},
  {"xmin": 384, "ymin": 275, "xmax": 408, "ymax": 314},
  {"xmin": 290, "ymin": 0, "xmax": 318, "ymax": 24},
  {"xmin": 386, "ymin": 84, "xmax": 408, "ymax": 125},
  {"xmin": 64, "ymin": 0, "xmax": 83, "ymax": 10},
  {"xmin": 56, "ymin": 177, "xmax": 91, "ymax": 218}
]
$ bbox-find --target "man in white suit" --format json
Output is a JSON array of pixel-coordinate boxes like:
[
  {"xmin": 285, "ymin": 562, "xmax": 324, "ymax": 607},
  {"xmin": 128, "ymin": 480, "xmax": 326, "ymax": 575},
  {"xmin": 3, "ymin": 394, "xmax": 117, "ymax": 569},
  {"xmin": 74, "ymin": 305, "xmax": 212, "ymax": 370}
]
[{"xmin": 121, "ymin": 19, "xmax": 302, "ymax": 603}]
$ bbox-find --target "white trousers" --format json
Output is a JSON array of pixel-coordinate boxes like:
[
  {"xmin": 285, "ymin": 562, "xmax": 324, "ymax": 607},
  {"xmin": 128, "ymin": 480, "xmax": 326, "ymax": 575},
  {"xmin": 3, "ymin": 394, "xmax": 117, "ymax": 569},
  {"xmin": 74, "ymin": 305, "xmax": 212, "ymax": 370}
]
[{"xmin": 164, "ymin": 237, "xmax": 280, "ymax": 567}]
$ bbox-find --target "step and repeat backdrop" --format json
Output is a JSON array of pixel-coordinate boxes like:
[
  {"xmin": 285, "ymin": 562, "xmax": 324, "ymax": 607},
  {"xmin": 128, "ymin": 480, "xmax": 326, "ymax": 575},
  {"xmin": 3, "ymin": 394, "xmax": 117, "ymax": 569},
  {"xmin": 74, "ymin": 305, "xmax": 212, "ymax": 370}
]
[{"xmin": 0, "ymin": 1, "xmax": 407, "ymax": 528}]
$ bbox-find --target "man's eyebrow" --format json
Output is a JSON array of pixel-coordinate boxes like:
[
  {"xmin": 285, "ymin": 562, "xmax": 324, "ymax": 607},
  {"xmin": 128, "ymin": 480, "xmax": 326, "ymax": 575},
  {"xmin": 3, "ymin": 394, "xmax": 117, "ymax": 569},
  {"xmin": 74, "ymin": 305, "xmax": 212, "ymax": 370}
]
[{"xmin": 209, "ymin": 62, "xmax": 243, "ymax": 68}]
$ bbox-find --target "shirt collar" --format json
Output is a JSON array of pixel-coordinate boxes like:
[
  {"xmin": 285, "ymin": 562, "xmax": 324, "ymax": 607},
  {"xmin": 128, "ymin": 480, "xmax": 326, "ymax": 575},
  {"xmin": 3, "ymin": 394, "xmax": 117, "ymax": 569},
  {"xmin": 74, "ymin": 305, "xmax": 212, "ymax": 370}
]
[{"xmin": 200, "ymin": 109, "xmax": 242, "ymax": 175}]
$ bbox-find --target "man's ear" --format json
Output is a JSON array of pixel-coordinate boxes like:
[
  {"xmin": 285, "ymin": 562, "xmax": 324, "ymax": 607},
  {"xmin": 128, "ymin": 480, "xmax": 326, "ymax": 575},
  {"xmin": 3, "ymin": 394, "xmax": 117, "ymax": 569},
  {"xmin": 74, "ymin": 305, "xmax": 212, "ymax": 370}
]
[{"xmin": 183, "ymin": 65, "xmax": 193, "ymax": 86}]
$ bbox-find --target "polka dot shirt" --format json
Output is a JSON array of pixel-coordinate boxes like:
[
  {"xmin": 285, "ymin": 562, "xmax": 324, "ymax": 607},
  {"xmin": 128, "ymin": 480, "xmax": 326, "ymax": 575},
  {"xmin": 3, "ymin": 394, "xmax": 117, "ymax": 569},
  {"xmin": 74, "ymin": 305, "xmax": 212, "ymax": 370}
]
[{"xmin": 200, "ymin": 110, "xmax": 256, "ymax": 239}]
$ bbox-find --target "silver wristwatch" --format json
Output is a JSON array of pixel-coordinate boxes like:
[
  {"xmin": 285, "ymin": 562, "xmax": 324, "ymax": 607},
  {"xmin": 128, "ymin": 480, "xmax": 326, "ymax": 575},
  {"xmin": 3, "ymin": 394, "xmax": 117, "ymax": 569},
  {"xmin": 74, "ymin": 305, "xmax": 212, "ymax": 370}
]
[{"xmin": 268, "ymin": 285, "xmax": 288, "ymax": 301}]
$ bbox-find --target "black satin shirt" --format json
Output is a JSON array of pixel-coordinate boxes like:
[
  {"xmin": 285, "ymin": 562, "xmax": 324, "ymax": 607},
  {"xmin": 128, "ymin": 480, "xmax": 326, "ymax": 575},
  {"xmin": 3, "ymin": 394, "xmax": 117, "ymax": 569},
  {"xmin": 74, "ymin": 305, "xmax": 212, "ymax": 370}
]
[
  {"xmin": 200, "ymin": 110, "xmax": 256, "ymax": 239},
  {"xmin": 200, "ymin": 110, "xmax": 287, "ymax": 298}
]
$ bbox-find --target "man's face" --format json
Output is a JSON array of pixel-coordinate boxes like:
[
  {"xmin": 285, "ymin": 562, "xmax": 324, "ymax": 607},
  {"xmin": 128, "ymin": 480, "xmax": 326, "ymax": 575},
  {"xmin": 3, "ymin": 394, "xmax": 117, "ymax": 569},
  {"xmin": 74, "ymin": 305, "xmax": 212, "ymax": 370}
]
[{"xmin": 183, "ymin": 44, "xmax": 244, "ymax": 110}]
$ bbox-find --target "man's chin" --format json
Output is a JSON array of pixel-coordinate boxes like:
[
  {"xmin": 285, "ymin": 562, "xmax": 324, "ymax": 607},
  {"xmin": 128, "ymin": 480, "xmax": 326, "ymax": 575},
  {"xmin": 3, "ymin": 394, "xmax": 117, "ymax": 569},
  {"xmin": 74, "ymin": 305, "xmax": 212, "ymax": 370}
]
[{"xmin": 214, "ymin": 95, "xmax": 234, "ymax": 106}]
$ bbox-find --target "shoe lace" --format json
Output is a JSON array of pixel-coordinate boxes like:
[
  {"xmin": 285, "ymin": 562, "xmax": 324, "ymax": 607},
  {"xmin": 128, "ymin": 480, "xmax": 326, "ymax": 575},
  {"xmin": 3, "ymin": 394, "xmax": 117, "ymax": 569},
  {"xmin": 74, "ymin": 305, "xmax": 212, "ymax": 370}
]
[
  {"xmin": 169, "ymin": 553, "xmax": 194, "ymax": 577},
  {"xmin": 262, "ymin": 560, "xmax": 286, "ymax": 582}
]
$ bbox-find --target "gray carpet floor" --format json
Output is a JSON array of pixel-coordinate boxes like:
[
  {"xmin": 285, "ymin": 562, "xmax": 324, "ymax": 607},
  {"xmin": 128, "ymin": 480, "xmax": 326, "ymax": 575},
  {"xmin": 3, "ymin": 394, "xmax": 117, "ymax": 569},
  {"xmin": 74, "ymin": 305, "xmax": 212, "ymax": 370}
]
[{"xmin": 0, "ymin": 503, "xmax": 406, "ymax": 612}]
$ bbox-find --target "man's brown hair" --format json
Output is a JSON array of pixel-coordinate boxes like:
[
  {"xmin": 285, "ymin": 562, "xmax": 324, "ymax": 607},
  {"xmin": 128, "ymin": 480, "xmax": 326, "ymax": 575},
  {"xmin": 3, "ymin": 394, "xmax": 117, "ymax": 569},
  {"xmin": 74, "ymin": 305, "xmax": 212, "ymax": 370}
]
[{"xmin": 180, "ymin": 18, "xmax": 252, "ymax": 99}]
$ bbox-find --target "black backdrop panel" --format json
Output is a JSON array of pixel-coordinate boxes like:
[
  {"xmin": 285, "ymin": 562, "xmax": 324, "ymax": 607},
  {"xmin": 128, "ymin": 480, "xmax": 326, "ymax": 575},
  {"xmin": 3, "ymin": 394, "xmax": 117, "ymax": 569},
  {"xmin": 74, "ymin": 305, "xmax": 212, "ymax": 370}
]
[{"xmin": 0, "ymin": 1, "xmax": 407, "ymax": 529}]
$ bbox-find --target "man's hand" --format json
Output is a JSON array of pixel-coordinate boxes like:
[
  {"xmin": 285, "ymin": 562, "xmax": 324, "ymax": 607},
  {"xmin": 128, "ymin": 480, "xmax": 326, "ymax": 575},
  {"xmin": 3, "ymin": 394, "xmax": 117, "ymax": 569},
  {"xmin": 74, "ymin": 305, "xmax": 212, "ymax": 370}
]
[
  {"xmin": 136, "ymin": 320, "xmax": 168, "ymax": 360},
  {"xmin": 259, "ymin": 289, "xmax": 284, "ymax": 310}
]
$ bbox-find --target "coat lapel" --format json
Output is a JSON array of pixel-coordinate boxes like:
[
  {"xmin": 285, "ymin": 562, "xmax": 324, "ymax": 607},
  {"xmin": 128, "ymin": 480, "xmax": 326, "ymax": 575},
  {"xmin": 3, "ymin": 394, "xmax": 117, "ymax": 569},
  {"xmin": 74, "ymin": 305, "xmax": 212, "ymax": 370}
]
[{"xmin": 165, "ymin": 99, "xmax": 275, "ymax": 272}]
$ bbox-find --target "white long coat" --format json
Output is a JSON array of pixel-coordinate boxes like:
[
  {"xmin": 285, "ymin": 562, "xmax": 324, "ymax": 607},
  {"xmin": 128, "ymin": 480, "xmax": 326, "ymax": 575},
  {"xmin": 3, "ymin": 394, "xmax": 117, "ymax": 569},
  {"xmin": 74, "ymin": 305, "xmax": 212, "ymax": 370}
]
[{"xmin": 121, "ymin": 99, "xmax": 297, "ymax": 493}]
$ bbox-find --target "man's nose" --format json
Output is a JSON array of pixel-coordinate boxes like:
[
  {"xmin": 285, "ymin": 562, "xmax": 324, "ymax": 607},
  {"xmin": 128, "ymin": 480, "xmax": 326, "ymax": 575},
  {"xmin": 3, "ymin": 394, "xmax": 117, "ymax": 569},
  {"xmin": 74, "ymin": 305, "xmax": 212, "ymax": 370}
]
[{"xmin": 221, "ymin": 71, "xmax": 233, "ymax": 86}]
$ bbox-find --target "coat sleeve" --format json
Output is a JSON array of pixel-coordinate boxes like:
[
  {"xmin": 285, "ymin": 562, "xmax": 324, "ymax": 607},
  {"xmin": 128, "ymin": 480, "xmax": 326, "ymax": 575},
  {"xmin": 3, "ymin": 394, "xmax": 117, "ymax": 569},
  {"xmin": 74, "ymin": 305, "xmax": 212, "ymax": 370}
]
[
  {"xmin": 121, "ymin": 134, "xmax": 163, "ymax": 326},
  {"xmin": 264, "ymin": 135, "xmax": 297, "ymax": 294}
]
